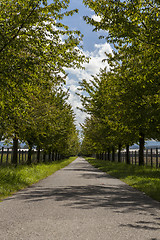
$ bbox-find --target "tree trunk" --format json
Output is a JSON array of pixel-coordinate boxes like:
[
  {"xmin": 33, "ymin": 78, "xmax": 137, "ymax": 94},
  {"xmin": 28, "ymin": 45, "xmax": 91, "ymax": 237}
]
[
  {"xmin": 27, "ymin": 145, "xmax": 32, "ymax": 165},
  {"xmin": 126, "ymin": 144, "xmax": 130, "ymax": 164},
  {"xmin": 49, "ymin": 151, "xmax": 51, "ymax": 162},
  {"xmin": 55, "ymin": 151, "xmax": 57, "ymax": 161},
  {"xmin": 104, "ymin": 151, "xmax": 107, "ymax": 161},
  {"xmin": 51, "ymin": 151, "xmax": 54, "ymax": 161},
  {"xmin": 112, "ymin": 147, "xmax": 115, "ymax": 162},
  {"xmin": 37, "ymin": 148, "xmax": 40, "ymax": 163},
  {"xmin": 118, "ymin": 144, "xmax": 121, "ymax": 162},
  {"xmin": 12, "ymin": 137, "xmax": 18, "ymax": 165},
  {"xmin": 43, "ymin": 151, "xmax": 46, "ymax": 162},
  {"xmin": 139, "ymin": 132, "xmax": 145, "ymax": 166},
  {"xmin": 1, "ymin": 147, "xmax": 4, "ymax": 164},
  {"xmin": 27, "ymin": 140, "xmax": 33, "ymax": 165},
  {"xmin": 108, "ymin": 148, "xmax": 110, "ymax": 161}
]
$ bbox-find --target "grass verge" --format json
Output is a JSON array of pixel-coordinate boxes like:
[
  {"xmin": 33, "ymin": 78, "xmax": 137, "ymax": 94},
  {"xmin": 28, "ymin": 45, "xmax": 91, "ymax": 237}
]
[
  {"xmin": 85, "ymin": 157, "xmax": 160, "ymax": 202},
  {"xmin": 0, "ymin": 156, "xmax": 77, "ymax": 201}
]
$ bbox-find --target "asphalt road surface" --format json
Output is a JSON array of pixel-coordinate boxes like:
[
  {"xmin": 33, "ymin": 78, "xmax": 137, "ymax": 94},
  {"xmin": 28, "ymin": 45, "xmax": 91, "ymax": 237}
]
[{"xmin": 0, "ymin": 157, "xmax": 160, "ymax": 240}]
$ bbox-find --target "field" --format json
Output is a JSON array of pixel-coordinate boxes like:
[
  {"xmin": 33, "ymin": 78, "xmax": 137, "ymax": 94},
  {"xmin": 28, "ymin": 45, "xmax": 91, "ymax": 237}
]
[{"xmin": 0, "ymin": 157, "xmax": 76, "ymax": 201}]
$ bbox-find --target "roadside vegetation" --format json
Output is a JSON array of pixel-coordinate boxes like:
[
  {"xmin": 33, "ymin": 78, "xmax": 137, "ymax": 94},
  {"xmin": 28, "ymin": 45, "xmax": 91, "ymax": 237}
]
[
  {"xmin": 0, "ymin": 156, "xmax": 76, "ymax": 201},
  {"xmin": 86, "ymin": 157, "xmax": 160, "ymax": 202}
]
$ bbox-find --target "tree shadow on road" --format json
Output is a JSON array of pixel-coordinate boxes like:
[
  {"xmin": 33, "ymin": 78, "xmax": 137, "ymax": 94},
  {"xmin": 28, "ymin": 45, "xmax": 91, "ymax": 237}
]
[
  {"xmin": 8, "ymin": 183, "xmax": 160, "ymax": 213},
  {"xmin": 6, "ymin": 183, "xmax": 160, "ymax": 233},
  {"xmin": 3, "ymin": 158, "xmax": 160, "ymax": 235}
]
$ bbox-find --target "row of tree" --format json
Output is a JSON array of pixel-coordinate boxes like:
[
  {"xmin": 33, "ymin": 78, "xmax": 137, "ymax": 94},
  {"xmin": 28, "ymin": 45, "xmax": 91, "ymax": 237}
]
[
  {"xmin": 0, "ymin": 0, "xmax": 86, "ymax": 164},
  {"xmin": 79, "ymin": 0, "xmax": 160, "ymax": 165}
]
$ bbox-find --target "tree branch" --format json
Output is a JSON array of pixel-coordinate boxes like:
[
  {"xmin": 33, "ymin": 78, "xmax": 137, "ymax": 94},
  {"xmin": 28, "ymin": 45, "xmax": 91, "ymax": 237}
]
[{"xmin": 0, "ymin": 1, "xmax": 41, "ymax": 54}]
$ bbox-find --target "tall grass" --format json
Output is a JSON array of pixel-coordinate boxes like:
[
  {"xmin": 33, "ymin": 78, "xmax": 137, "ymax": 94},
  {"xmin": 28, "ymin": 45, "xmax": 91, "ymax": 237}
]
[
  {"xmin": 0, "ymin": 157, "xmax": 76, "ymax": 201},
  {"xmin": 86, "ymin": 157, "xmax": 160, "ymax": 202}
]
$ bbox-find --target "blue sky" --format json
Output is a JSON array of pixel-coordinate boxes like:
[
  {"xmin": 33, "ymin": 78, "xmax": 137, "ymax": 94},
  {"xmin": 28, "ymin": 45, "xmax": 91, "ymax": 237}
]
[
  {"xmin": 57, "ymin": 0, "xmax": 113, "ymax": 128},
  {"xmin": 61, "ymin": 0, "xmax": 106, "ymax": 52}
]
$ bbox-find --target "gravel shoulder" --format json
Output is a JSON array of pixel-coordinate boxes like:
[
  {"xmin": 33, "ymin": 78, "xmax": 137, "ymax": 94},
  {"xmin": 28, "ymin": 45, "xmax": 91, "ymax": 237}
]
[{"xmin": 0, "ymin": 157, "xmax": 160, "ymax": 240}]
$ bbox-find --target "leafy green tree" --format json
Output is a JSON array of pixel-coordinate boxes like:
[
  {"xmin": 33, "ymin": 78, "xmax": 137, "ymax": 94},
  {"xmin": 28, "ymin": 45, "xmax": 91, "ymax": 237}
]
[
  {"xmin": 0, "ymin": 0, "xmax": 87, "ymax": 164},
  {"xmin": 0, "ymin": 0, "xmax": 85, "ymax": 77},
  {"xmin": 83, "ymin": 0, "xmax": 160, "ymax": 48},
  {"xmin": 82, "ymin": 0, "xmax": 160, "ymax": 164}
]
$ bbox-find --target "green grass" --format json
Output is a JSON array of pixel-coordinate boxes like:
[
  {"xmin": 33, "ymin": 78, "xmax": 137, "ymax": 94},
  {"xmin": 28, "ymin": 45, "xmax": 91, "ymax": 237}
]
[
  {"xmin": 85, "ymin": 157, "xmax": 160, "ymax": 202},
  {"xmin": 0, "ymin": 156, "xmax": 77, "ymax": 201}
]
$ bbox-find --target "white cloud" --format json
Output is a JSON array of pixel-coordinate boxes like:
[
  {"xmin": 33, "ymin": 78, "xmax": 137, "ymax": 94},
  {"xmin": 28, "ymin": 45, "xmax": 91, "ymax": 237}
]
[
  {"xmin": 67, "ymin": 42, "xmax": 112, "ymax": 77},
  {"xmin": 65, "ymin": 42, "xmax": 113, "ymax": 129},
  {"xmin": 91, "ymin": 14, "xmax": 102, "ymax": 22}
]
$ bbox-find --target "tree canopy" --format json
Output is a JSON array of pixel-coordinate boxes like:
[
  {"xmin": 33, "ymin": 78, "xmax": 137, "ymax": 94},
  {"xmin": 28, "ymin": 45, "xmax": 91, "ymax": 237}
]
[
  {"xmin": 79, "ymin": 0, "xmax": 160, "ymax": 164},
  {"xmin": 0, "ymin": 0, "xmax": 86, "ymax": 163}
]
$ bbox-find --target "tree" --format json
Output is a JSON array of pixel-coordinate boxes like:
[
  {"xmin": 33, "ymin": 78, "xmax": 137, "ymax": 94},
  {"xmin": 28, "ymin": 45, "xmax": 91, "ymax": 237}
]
[
  {"xmin": 81, "ymin": 0, "xmax": 160, "ymax": 164},
  {"xmin": 83, "ymin": 0, "xmax": 160, "ymax": 48},
  {"xmin": 0, "ymin": 0, "xmax": 87, "ymax": 164}
]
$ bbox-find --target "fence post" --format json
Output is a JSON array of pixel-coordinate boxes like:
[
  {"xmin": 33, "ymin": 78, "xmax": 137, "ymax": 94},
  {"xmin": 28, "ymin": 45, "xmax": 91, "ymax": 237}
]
[
  {"xmin": 1, "ymin": 147, "xmax": 4, "ymax": 164},
  {"xmin": 22, "ymin": 150, "xmax": 24, "ymax": 164},
  {"xmin": 25, "ymin": 151, "xmax": 27, "ymax": 162}
]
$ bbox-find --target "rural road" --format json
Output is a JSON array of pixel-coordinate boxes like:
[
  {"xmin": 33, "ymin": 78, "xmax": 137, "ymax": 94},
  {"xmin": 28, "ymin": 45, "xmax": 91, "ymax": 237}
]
[{"xmin": 0, "ymin": 157, "xmax": 160, "ymax": 240}]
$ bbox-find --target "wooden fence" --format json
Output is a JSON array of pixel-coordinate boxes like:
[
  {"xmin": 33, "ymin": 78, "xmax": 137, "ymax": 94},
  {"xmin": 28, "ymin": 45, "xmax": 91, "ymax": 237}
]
[
  {"xmin": 0, "ymin": 147, "xmax": 60, "ymax": 165},
  {"xmin": 121, "ymin": 149, "xmax": 160, "ymax": 168},
  {"xmin": 98, "ymin": 148, "xmax": 160, "ymax": 168}
]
